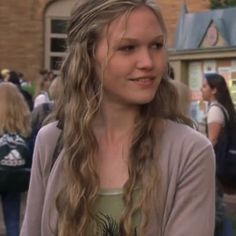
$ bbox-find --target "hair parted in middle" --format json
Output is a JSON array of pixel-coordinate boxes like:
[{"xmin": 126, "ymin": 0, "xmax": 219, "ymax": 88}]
[{"xmin": 52, "ymin": 0, "xmax": 193, "ymax": 235}]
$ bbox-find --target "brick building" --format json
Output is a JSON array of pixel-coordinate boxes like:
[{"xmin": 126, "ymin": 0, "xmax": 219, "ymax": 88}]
[{"xmin": 0, "ymin": 0, "xmax": 209, "ymax": 81}]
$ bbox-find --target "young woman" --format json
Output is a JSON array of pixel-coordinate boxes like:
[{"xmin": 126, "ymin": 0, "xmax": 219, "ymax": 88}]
[
  {"xmin": 21, "ymin": 1, "xmax": 215, "ymax": 235},
  {"xmin": 201, "ymin": 73, "xmax": 236, "ymax": 236},
  {"xmin": 0, "ymin": 82, "xmax": 31, "ymax": 236},
  {"xmin": 201, "ymin": 73, "xmax": 236, "ymax": 146}
]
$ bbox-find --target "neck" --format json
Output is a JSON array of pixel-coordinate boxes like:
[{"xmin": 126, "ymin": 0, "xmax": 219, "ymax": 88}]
[
  {"xmin": 209, "ymin": 94, "xmax": 217, "ymax": 102},
  {"xmin": 209, "ymin": 97, "xmax": 216, "ymax": 103},
  {"xmin": 93, "ymin": 101, "xmax": 140, "ymax": 142}
]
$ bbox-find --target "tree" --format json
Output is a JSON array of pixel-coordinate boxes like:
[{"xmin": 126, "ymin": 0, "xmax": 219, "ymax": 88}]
[
  {"xmin": 210, "ymin": 0, "xmax": 236, "ymax": 9},
  {"xmin": 210, "ymin": 0, "xmax": 224, "ymax": 9}
]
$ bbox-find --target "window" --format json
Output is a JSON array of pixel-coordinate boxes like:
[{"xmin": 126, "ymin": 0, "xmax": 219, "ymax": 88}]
[
  {"xmin": 48, "ymin": 19, "xmax": 68, "ymax": 71},
  {"xmin": 44, "ymin": 1, "xmax": 75, "ymax": 73}
]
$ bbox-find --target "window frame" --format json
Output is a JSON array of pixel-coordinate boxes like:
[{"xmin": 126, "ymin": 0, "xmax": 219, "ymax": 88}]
[{"xmin": 44, "ymin": 0, "xmax": 75, "ymax": 73}]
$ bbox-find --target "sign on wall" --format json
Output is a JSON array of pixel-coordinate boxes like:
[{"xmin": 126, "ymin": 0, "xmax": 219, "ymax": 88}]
[
  {"xmin": 203, "ymin": 60, "xmax": 216, "ymax": 74},
  {"xmin": 188, "ymin": 62, "xmax": 202, "ymax": 91}
]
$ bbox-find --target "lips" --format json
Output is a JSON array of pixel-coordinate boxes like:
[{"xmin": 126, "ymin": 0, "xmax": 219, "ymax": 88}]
[
  {"xmin": 129, "ymin": 76, "xmax": 156, "ymax": 87},
  {"xmin": 129, "ymin": 76, "xmax": 155, "ymax": 81}
]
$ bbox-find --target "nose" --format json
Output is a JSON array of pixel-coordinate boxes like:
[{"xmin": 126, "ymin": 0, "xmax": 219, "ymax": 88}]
[{"xmin": 136, "ymin": 48, "xmax": 153, "ymax": 70}]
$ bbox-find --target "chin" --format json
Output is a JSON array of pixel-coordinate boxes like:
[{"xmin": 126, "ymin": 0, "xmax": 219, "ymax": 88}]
[{"xmin": 133, "ymin": 94, "xmax": 156, "ymax": 105}]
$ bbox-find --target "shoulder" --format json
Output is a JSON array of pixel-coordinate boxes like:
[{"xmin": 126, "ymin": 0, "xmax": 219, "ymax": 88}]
[
  {"xmin": 208, "ymin": 104, "xmax": 223, "ymax": 116},
  {"xmin": 34, "ymin": 93, "xmax": 49, "ymax": 108},
  {"xmin": 32, "ymin": 121, "xmax": 61, "ymax": 175},
  {"xmin": 159, "ymin": 120, "xmax": 214, "ymax": 174},
  {"xmin": 35, "ymin": 93, "xmax": 47, "ymax": 100},
  {"xmin": 208, "ymin": 103, "xmax": 225, "ymax": 124},
  {"xmin": 35, "ymin": 121, "xmax": 61, "ymax": 155},
  {"xmin": 37, "ymin": 121, "xmax": 61, "ymax": 144},
  {"xmin": 163, "ymin": 119, "xmax": 211, "ymax": 148},
  {"xmin": 34, "ymin": 95, "xmax": 45, "ymax": 108}
]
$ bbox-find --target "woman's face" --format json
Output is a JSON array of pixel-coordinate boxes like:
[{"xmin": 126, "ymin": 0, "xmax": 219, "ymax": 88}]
[
  {"xmin": 43, "ymin": 77, "xmax": 52, "ymax": 91},
  {"xmin": 95, "ymin": 6, "xmax": 166, "ymax": 106},
  {"xmin": 201, "ymin": 79, "xmax": 215, "ymax": 102}
]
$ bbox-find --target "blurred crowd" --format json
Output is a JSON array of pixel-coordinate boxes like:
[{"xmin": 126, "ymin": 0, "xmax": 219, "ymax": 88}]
[
  {"xmin": 0, "ymin": 68, "xmax": 59, "ymax": 235},
  {"xmin": 0, "ymin": 68, "xmax": 63, "ymax": 154}
]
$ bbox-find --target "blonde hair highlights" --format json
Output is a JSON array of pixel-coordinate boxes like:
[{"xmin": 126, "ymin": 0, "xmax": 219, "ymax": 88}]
[
  {"xmin": 53, "ymin": 1, "xmax": 192, "ymax": 235},
  {"xmin": 0, "ymin": 82, "xmax": 31, "ymax": 137}
]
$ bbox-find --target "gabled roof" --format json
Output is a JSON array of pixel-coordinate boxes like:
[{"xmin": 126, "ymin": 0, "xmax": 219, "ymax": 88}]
[{"xmin": 174, "ymin": 5, "xmax": 236, "ymax": 50}]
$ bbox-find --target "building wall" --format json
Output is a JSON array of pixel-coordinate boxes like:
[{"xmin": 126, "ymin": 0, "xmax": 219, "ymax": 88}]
[
  {"xmin": 0, "ymin": 0, "xmax": 51, "ymax": 80},
  {"xmin": 0, "ymin": 0, "xmax": 209, "ymax": 81},
  {"xmin": 158, "ymin": 0, "xmax": 209, "ymax": 46}
]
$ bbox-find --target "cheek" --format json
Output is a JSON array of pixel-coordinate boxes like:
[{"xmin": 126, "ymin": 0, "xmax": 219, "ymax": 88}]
[
  {"xmin": 154, "ymin": 53, "xmax": 167, "ymax": 74},
  {"xmin": 202, "ymin": 89, "xmax": 210, "ymax": 99},
  {"xmin": 103, "ymin": 57, "xmax": 132, "ymax": 80},
  {"xmin": 158, "ymin": 60, "xmax": 166, "ymax": 74}
]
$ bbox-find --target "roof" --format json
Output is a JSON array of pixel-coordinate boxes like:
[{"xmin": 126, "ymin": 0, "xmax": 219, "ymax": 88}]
[{"xmin": 174, "ymin": 5, "xmax": 236, "ymax": 50}]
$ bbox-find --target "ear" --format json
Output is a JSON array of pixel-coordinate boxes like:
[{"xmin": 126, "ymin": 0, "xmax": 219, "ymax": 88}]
[{"xmin": 212, "ymin": 88, "xmax": 217, "ymax": 95}]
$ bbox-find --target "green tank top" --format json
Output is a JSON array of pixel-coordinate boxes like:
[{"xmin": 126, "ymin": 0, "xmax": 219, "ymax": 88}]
[{"xmin": 87, "ymin": 187, "xmax": 141, "ymax": 235}]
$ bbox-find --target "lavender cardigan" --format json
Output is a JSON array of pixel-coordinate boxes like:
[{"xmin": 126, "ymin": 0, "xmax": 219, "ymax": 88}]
[{"xmin": 20, "ymin": 120, "xmax": 215, "ymax": 236}]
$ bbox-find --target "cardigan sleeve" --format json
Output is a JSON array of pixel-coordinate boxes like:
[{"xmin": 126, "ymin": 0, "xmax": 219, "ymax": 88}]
[
  {"xmin": 163, "ymin": 143, "xmax": 215, "ymax": 236},
  {"xmin": 20, "ymin": 133, "xmax": 46, "ymax": 236}
]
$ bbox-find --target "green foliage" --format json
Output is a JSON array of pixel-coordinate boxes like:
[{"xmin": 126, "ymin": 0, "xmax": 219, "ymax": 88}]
[
  {"xmin": 210, "ymin": 0, "xmax": 223, "ymax": 9},
  {"xmin": 210, "ymin": 0, "xmax": 236, "ymax": 9}
]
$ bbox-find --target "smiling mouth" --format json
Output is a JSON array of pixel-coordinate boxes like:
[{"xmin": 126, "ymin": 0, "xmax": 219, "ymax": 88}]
[{"xmin": 129, "ymin": 77, "xmax": 155, "ymax": 82}]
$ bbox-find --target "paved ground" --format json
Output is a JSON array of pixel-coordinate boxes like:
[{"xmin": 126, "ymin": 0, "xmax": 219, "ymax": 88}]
[{"xmin": 0, "ymin": 193, "xmax": 236, "ymax": 235}]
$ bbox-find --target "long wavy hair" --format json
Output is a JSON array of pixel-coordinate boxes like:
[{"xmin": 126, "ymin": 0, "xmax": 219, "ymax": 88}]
[
  {"xmin": 0, "ymin": 82, "xmax": 31, "ymax": 137},
  {"xmin": 205, "ymin": 73, "xmax": 236, "ymax": 123},
  {"xmin": 53, "ymin": 0, "xmax": 193, "ymax": 235}
]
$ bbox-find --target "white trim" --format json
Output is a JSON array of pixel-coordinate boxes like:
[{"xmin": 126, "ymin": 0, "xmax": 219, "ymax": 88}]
[
  {"xmin": 46, "ymin": 0, "xmax": 75, "ymax": 17},
  {"xmin": 44, "ymin": 0, "xmax": 75, "ymax": 71}
]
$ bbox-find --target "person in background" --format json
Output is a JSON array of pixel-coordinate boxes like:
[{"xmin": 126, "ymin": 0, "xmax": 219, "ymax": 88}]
[
  {"xmin": 167, "ymin": 64, "xmax": 191, "ymax": 116},
  {"xmin": 21, "ymin": 1, "xmax": 215, "ymax": 235},
  {"xmin": 170, "ymin": 80, "xmax": 191, "ymax": 116},
  {"xmin": 1, "ymin": 68, "xmax": 10, "ymax": 81},
  {"xmin": 47, "ymin": 71, "xmax": 56, "ymax": 82},
  {"xmin": 0, "ymin": 82, "xmax": 31, "ymax": 236},
  {"xmin": 201, "ymin": 73, "xmax": 236, "ymax": 236},
  {"xmin": 33, "ymin": 72, "xmax": 53, "ymax": 109},
  {"xmin": 201, "ymin": 73, "xmax": 235, "ymax": 146},
  {"xmin": 6, "ymin": 70, "xmax": 33, "ymax": 111},
  {"xmin": 32, "ymin": 76, "xmax": 61, "ymax": 131},
  {"xmin": 0, "ymin": 69, "xmax": 4, "ymax": 82},
  {"xmin": 29, "ymin": 77, "xmax": 61, "ymax": 156}
]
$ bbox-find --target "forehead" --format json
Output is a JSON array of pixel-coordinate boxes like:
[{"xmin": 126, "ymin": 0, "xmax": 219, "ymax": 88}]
[{"xmin": 102, "ymin": 6, "xmax": 163, "ymax": 41}]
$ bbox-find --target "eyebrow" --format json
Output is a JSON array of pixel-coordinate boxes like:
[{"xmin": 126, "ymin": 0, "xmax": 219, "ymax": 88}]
[{"xmin": 116, "ymin": 35, "xmax": 164, "ymax": 43}]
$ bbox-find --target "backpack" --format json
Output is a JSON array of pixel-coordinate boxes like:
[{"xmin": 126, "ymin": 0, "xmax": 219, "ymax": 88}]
[
  {"xmin": 210, "ymin": 104, "xmax": 236, "ymax": 193},
  {"xmin": 0, "ymin": 133, "xmax": 31, "ymax": 193}
]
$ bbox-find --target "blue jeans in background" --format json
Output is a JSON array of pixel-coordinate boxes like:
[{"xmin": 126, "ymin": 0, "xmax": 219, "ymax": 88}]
[
  {"xmin": 222, "ymin": 217, "xmax": 234, "ymax": 236},
  {"xmin": 1, "ymin": 192, "xmax": 21, "ymax": 236}
]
